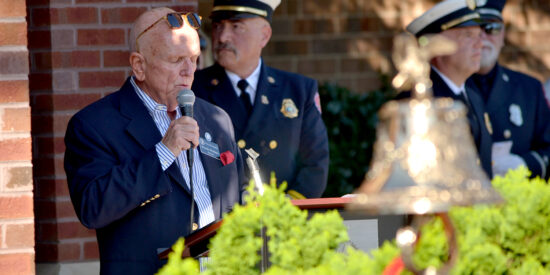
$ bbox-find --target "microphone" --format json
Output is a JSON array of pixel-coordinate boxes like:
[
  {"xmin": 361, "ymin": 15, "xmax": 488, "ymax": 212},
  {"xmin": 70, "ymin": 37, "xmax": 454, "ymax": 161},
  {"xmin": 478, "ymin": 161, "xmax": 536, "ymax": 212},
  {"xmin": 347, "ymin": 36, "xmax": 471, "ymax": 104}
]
[
  {"xmin": 176, "ymin": 89, "xmax": 195, "ymax": 164},
  {"xmin": 177, "ymin": 89, "xmax": 196, "ymax": 232},
  {"xmin": 177, "ymin": 89, "xmax": 195, "ymax": 118}
]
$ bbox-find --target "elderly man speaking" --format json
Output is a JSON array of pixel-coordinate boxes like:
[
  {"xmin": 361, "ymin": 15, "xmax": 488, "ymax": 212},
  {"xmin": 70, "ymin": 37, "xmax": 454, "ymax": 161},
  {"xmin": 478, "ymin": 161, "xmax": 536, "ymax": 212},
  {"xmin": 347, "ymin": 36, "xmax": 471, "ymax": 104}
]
[{"xmin": 64, "ymin": 7, "xmax": 244, "ymax": 274}]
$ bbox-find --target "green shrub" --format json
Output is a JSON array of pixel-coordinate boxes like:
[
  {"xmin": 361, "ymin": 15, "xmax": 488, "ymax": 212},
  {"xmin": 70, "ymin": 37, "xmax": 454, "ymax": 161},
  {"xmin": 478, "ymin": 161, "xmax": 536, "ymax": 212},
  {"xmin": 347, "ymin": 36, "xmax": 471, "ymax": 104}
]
[
  {"xmin": 365, "ymin": 167, "xmax": 550, "ymax": 274},
  {"xmin": 158, "ymin": 167, "xmax": 550, "ymax": 274},
  {"xmin": 156, "ymin": 176, "xmax": 394, "ymax": 275},
  {"xmin": 318, "ymin": 77, "xmax": 395, "ymax": 197}
]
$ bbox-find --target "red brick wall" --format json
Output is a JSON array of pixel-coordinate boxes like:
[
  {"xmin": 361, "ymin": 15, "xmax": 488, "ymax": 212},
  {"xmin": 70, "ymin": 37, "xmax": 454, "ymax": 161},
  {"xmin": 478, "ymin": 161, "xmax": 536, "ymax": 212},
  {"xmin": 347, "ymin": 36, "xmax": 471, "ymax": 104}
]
[
  {"xmin": 27, "ymin": 0, "xmax": 198, "ymax": 264},
  {"xmin": 0, "ymin": 0, "xmax": 35, "ymax": 273},
  {"xmin": 26, "ymin": 0, "xmax": 550, "ymax": 268},
  {"xmin": 199, "ymin": 0, "xmax": 550, "ymax": 93}
]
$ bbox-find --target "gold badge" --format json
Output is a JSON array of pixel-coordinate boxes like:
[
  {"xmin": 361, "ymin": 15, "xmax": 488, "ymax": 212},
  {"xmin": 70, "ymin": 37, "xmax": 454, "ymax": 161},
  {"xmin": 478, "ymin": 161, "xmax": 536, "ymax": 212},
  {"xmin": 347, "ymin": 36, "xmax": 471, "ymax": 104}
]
[
  {"xmin": 280, "ymin": 98, "xmax": 299, "ymax": 118},
  {"xmin": 261, "ymin": 95, "xmax": 269, "ymax": 105},
  {"xmin": 466, "ymin": 0, "xmax": 476, "ymax": 10},
  {"xmin": 237, "ymin": 139, "xmax": 246, "ymax": 149},
  {"xmin": 503, "ymin": 129, "xmax": 511, "ymax": 139},
  {"xmin": 269, "ymin": 140, "xmax": 278, "ymax": 149},
  {"xmin": 268, "ymin": 76, "xmax": 275, "ymax": 84},
  {"xmin": 484, "ymin": 112, "xmax": 493, "ymax": 135},
  {"xmin": 211, "ymin": 79, "xmax": 219, "ymax": 86}
]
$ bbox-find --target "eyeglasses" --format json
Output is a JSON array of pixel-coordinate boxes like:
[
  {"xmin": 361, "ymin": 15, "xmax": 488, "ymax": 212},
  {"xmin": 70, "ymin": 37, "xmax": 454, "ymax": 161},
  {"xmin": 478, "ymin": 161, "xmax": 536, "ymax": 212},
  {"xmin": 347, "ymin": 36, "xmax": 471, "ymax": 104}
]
[
  {"xmin": 135, "ymin": 12, "xmax": 202, "ymax": 52},
  {"xmin": 481, "ymin": 22, "xmax": 504, "ymax": 36}
]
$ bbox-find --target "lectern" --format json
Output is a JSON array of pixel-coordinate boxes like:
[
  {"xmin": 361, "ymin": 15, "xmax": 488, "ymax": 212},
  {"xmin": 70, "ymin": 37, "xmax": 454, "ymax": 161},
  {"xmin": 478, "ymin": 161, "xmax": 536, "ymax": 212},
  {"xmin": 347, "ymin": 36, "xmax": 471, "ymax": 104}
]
[{"xmin": 158, "ymin": 197, "xmax": 406, "ymax": 259}]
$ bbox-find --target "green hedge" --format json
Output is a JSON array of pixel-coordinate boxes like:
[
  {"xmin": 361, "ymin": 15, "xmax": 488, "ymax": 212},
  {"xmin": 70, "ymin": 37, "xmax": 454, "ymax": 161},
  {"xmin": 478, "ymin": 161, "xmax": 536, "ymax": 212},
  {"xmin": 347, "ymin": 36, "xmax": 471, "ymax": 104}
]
[{"xmin": 319, "ymin": 76, "xmax": 395, "ymax": 197}]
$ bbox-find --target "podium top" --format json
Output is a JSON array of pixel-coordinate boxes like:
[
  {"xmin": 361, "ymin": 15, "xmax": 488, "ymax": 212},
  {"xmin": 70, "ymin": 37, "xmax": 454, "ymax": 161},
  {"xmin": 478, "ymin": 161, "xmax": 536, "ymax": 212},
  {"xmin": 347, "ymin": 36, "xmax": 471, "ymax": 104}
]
[{"xmin": 158, "ymin": 197, "xmax": 354, "ymax": 259}]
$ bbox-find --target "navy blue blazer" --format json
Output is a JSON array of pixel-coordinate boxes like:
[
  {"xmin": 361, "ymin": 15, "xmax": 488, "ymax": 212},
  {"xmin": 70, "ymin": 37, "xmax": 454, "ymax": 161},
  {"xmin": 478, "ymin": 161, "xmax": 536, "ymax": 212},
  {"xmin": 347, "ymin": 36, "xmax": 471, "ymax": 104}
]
[
  {"xmin": 468, "ymin": 64, "xmax": 550, "ymax": 179},
  {"xmin": 64, "ymin": 77, "xmax": 244, "ymax": 274},
  {"xmin": 192, "ymin": 62, "xmax": 329, "ymax": 198},
  {"xmin": 396, "ymin": 70, "xmax": 494, "ymax": 178}
]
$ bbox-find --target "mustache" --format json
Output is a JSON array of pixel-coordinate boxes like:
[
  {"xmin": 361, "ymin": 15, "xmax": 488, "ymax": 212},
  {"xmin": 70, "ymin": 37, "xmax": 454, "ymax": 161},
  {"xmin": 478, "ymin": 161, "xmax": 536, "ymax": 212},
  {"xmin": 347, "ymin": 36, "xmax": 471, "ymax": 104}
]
[{"xmin": 214, "ymin": 43, "xmax": 237, "ymax": 54}]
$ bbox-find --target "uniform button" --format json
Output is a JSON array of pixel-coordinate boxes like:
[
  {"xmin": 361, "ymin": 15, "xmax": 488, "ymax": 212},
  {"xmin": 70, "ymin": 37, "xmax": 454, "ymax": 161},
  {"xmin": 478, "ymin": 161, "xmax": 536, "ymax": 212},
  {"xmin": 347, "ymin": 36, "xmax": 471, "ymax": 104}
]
[
  {"xmin": 154, "ymin": 194, "xmax": 160, "ymax": 199},
  {"xmin": 192, "ymin": 223, "xmax": 199, "ymax": 231},
  {"xmin": 269, "ymin": 140, "xmax": 278, "ymax": 149},
  {"xmin": 503, "ymin": 129, "xmax": 511, "ymax": 139},
  {"xmin": 145, "ymin": 200, "xmax": 151, "ymax": 204},
  {"xmin": 238, "ymin": 139, "xmax": 246, "ymax": 149},
  {"xmin": 140, "ymin": 202, "xmax": 146, "ymax": 207}
]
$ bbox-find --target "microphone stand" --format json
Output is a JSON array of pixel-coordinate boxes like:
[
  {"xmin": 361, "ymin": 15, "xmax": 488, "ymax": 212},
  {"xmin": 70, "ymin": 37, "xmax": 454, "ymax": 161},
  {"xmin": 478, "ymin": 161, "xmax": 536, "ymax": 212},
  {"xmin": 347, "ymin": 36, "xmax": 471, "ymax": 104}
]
[{"xmin": 188, "ymin": 147, "xmax": 195, "ymax": 233}]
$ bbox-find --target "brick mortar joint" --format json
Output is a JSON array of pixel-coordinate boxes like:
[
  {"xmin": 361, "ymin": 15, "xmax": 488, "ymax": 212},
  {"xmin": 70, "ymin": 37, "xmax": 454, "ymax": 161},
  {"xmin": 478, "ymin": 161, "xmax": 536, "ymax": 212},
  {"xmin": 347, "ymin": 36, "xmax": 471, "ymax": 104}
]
[
  {"xmin": 0, "ymin": 162, "xmax": 32, "ymax": 168},
  {"xmin": 0, "ymin": 18, "xmax": 26, "ymax": 23},
  {"xmin": 0, "ymin": 192, "xmax": 33, "ymax": 198},
  {"xmin": 0, "ymin": 133, "xmax": 31, "ymax": 139},
  {"xmin": 0, "ymin": 219, "xmax": 34, "ymax": 225},
  {"xmin": 0, "ymin": 102, "xmax": 31, "ymax": 108},
  {"xmin": 0, "ymin": 248, "xmax": 35, "ymax": 254}
]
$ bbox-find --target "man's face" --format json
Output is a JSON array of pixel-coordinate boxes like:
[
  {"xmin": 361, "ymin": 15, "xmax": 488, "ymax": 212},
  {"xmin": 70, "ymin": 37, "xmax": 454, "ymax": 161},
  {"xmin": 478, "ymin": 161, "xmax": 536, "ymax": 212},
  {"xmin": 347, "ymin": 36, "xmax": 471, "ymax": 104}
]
[
  {"xmin": 439, "ymin": 26, "xmax": 483, "ymax": 78},
  {"xmin": 480, "ymin": 22, "xmax": 505, "ymax": 72},
  {"xmin": 211, "ymin": 17, "xmax": 269, "ymax": 73},
  {"xmin": 141, "ymin": 26, "xmax": 200, "ymax": 109}
]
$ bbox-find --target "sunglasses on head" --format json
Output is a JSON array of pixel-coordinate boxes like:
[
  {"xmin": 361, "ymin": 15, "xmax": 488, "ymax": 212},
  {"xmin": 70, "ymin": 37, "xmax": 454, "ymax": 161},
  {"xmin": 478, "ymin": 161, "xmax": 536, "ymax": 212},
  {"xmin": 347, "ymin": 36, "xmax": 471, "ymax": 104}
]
[
  {"xmin": 481, "ymin": 22, "xmax": 504, "ymax": 35},
  {"xmin": 135, "ymin": 12, "xmax": 202, "ymax": 52}
]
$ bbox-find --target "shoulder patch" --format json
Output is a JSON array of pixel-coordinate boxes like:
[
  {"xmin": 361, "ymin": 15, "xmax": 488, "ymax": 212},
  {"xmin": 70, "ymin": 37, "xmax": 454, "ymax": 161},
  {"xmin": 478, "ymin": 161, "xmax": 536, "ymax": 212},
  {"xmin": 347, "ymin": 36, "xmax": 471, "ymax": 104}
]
[{"xmin": 314, "ymin": 92, "xmax": 322, "ymax": 114}]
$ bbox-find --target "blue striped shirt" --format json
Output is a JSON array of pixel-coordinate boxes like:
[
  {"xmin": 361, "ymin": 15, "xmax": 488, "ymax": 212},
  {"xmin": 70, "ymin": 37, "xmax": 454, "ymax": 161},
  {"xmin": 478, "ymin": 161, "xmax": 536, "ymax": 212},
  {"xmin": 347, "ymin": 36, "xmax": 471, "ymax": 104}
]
[{"xmin": 130, "ymin": 77, "xmax": 215, "ymax": 229}]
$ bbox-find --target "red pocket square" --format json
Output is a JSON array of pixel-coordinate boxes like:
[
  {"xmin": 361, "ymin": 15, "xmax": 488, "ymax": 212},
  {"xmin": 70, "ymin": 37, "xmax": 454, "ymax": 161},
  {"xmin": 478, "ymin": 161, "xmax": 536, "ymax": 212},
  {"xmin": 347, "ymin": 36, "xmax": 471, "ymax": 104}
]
[{"xmin": 220, "ymin": 151, "xmax": 234, "ymax": 166}]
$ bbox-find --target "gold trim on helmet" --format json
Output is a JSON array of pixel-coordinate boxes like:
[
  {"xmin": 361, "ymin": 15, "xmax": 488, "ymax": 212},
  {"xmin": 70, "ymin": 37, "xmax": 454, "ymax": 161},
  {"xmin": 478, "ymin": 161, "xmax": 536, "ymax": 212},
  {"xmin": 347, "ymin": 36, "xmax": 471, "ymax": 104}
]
[
  {"xmin": 441, "ymin": 13, "xmax": 480, "ymax": 31},
  {"xmin": 212, "ymin": 5, "xmax": 268, "ymax": 17}
]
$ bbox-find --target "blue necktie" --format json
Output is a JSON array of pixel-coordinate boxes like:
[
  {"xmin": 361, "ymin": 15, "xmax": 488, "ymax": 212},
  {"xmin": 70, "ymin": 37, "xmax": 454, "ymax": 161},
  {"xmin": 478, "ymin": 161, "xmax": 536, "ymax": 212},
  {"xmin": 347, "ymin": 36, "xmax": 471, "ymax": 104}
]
[{"xmin": 238, "ymin": 79, "xmax": 252, "ymax": 116}]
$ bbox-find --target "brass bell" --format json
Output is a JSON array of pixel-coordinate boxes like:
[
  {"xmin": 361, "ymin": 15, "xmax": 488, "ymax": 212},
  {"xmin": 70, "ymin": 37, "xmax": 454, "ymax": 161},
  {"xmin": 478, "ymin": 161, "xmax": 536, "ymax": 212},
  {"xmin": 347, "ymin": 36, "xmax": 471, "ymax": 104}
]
[
  {"xmin": 349, "ymin": 33, "xmax": 502, "ymax": 215},
  {"xmin": 350, "ymin": 97, "xmax": 502, "ymax": 215}
]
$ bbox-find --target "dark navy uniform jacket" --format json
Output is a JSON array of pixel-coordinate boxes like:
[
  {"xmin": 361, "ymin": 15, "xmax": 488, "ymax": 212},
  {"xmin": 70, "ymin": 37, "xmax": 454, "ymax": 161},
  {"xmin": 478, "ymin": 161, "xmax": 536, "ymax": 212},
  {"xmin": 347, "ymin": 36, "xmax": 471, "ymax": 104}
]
[
  {"xmin": 397, "ymin": 69, "xmax": 494, "ymax": 178},
  {"xmin": 192, "ymin": 62, "xmax": 329, "ymax": 198},
  {"xmin": 468, "ymin": 63, "xmax": 550, "ymax": 179},
  {"xmin": 64, "ymin": 78, "xmax": 244, "ymax": 275}
]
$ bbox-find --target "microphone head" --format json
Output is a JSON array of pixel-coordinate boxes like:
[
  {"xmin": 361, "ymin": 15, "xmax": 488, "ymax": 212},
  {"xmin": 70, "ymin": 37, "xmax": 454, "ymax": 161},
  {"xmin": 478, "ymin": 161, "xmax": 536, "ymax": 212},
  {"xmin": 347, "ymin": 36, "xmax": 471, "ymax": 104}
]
[{"xmin": 177, "ymin": 89, "xmax": 195, "ymax": 106}]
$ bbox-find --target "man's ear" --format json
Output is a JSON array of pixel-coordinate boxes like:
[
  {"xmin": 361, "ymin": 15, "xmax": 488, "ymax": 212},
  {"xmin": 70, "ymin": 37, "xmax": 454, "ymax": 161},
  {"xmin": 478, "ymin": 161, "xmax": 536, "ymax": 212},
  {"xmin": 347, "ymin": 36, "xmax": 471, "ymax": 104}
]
[
  {"xmin": 130, "ymin": 52, "xmax": 146, "ymax": 81},
  {"xmin": 260, "ymin": 24, "xmax": 272, "ymax": 48}
]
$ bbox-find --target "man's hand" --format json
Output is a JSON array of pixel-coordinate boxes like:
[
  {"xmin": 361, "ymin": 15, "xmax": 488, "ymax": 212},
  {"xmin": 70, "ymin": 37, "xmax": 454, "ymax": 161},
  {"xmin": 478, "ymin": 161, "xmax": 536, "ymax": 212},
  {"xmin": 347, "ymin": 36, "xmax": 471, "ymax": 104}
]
[{"xmin": 162, "ymin": 116, "xmax": 199, "ymax": 157}]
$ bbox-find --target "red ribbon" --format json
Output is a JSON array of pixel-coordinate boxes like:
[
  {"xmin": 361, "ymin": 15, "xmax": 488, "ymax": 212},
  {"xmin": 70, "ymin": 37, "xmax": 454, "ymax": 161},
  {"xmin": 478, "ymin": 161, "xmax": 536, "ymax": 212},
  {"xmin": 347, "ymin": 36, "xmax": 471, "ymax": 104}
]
[
  {"xmin": 220, "ymin": 151, "xmax": 234, "ymax": 166},
  {"xmin": 383, "ymin": 256, "xmax": 405, "ymax": 275}
]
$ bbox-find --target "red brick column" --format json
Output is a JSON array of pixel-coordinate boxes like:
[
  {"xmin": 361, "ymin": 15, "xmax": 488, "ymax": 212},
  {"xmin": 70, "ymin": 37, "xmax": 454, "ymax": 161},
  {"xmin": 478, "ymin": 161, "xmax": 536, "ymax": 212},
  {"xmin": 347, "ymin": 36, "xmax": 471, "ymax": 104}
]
[
  {"xmin": 0, "ymin": 0, "xmax": 35, "ymax": 274},
  {"xmin": 26, "ymin": 0, "xmax": 197, "ymax": 272}
]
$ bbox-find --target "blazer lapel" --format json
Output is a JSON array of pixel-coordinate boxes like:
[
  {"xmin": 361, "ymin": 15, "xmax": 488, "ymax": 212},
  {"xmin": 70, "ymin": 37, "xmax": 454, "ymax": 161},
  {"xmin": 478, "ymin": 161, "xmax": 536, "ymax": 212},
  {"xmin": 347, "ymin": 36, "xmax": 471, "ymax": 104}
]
[
  {"xmin": 431, "ymin": 70, "xmax": 481, "ymax": 142},
  {"xmin": 195, "ymin": 109, "xmax": 222, "ymax": 218},
  {"xmin": 119, "ymin": 78, "xmax": 191, "ymax": 194},
  {"xmin": 243, "ymin": 64, "xmax": 281, "ymax": 138},
  {"xmin": 487, "ymin": 65, "xmax": 513, "ymax": 113},
  {"xmin": 207, "ymin": 64, "xmax": 248, "ymax": 138}
]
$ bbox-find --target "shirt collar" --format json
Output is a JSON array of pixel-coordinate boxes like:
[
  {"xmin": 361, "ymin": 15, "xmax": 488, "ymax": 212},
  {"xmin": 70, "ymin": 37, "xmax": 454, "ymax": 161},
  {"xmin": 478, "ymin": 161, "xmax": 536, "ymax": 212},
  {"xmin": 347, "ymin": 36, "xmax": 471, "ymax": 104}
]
[
  {"xmin": 431, "ymin": 66, "xmax": 465, "ymax": 96},
  {"xmin": 130, "ymin": 76, "xmax": 180, "ymax": 116},
  {"xmin": 225, "ymin": 59, "xmax": 262, "ymax": 96}
]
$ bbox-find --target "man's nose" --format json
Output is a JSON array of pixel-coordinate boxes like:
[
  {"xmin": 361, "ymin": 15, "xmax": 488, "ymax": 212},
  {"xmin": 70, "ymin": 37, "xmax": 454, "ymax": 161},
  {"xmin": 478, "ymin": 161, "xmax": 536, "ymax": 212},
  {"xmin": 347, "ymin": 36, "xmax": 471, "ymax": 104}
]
[
  {"xmin": 217, "ymin": 24, "xmax": 232, "ymax": 42},
  {"xmin": 180, "ymin": 58, "xmax": 196, "ymax": 76}
]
